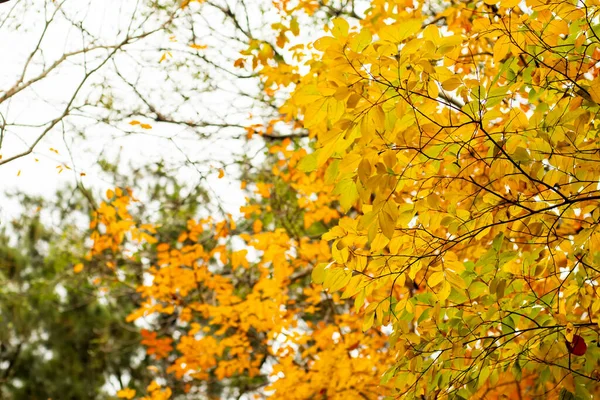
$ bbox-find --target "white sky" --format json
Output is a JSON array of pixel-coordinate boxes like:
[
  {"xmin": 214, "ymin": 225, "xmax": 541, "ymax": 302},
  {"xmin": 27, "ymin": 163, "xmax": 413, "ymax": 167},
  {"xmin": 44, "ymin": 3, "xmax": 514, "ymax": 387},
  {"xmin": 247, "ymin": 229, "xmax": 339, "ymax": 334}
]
[
  {"xmin": 0, "ymin": 0, "xmax": 369, "ymax": 228},
  {"xmin": 0, "ymin": 0, "xmax": 285, "ymax": 226}
]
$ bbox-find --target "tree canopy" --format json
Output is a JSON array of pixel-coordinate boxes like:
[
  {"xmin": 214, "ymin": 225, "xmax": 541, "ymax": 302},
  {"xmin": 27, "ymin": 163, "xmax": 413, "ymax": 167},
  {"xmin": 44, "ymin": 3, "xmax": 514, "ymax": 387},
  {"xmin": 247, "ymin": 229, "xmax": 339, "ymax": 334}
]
[{"xmin": 3, "ymin": 0, "xmax": 600, "ymax": 398}]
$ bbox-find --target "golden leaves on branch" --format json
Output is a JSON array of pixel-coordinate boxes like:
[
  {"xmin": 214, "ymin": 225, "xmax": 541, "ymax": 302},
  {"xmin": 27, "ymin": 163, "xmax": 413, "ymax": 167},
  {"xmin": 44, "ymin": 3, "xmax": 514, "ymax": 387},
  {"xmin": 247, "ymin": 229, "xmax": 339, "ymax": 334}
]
[{"xmin": 288, "ymin": 2, "xmax": 600, "ymax": 398}]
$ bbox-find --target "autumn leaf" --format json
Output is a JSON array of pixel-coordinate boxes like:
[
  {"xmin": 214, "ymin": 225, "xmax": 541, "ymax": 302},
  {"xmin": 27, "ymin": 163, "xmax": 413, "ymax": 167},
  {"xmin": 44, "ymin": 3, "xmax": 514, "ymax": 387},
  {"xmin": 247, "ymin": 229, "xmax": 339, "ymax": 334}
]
[
  {"xmin": 116, "ymin": 388, "xmax": 136, "ymax": 399},
  {"xmin": 81, "ymin": 0, "xmax": 600, "ymax": 398}
]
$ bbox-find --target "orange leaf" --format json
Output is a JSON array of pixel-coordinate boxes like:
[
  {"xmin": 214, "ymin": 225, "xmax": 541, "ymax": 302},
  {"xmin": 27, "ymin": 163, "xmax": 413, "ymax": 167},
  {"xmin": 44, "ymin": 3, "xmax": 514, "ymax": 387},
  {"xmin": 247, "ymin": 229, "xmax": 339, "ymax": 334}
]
[{"xmin": 117, "ymin": 388, "xmax": 136, "ymax": 399}]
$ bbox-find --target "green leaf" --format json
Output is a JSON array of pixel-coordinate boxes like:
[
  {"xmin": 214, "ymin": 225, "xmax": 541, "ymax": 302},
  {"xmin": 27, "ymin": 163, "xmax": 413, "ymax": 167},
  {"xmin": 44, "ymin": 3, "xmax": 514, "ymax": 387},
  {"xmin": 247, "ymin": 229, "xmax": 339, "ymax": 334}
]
[{"xmin": 468, "ymin": 281, "xmax": 488, "ymax": 298}]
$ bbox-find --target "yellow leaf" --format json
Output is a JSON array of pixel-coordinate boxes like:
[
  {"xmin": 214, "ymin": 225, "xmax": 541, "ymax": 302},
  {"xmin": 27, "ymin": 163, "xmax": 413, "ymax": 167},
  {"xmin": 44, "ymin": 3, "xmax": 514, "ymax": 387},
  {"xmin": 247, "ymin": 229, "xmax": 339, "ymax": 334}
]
[
  {"xmin": 157, "ymin": 243, "xmax": 170, "ymax": 252},
  {"xmin": 437, "ymin": 281, "xmax": 451, "ymax": 301},
  {"xmin": 370, "ymin": 232, "xmax": 390, "ymax": 251},
  {"xmin": 190, "ymin": 43, "xmax": 207, "ymax": 50},
  {"xmin": 493, "ymin": 35, "xmax": 510, "ymax": 65},
  {"xmin": 379, "ymin": 19, "xmax": 422, "ymax": 43},
  {"xmin": 334, "ymin": 178, "xmax": 359, "ymax": 212},
  {"xmin": 218, "ymin": 168, "xmax": 225, "ymax": 179},
  {"xmin": 361, "ymin": 105, "xmax": 385, "ymax": 136},
  {"xmin": 379, "ymin": 211, "xmax": 395, "ymax": 240},
  {"xmin": 569, "ymin": 96, "xmax": 583, "ymax": 111},
  {"xmin": 588, "ymin": 82, "xmax": 600, "ymax": 104},
  {"xmin": 73, "ymin": 263, "xmax": 84, "ymax": 273},
  {"xmin": 129, "ymin": 120, "xmax": 140, "ymax": 126},
  {"xmin": 326, "ymin": 267, "xmax": 352, "ymax": 292},
  {"xmin": 106, "ymin": 189, "xmax": 115, "ymax": 199},
  {"xmin": 499, "ymin": 0, "xmax": 520, "ymax": 6},
  {"xmin": 231, "ymin": 249, "xmax": 249, "ymax": 270},
  {"xmin": 355, "ymin": 289, "xmax": 366, "ymax": 311},
  {"xmin": 298, "ymin": 152, "xmax": 318, "ymax": 172},
  {"xmin": 312, "ymin": 263, "xmax": 328, "ymax": 284},
  {"xmin": 428, "ymin": 271, "xmax": 444, "ymax": 288},
  {"xmin": 362, "ymin": 312, "xmax": 375, "ymax": 331},
  {"xmin": 441, "ymin": 77, "xmax": 462, "ymax": 91},
  {"xmin": 331, "ymin": 17, "xmax": 349, "ymax": 40},
  {"xmin": 565, "ymin": 322, "xmax": 575, "ymax": 343},
  {"xmin": 159, "ymin": 52, "xmax": 171, "ymax": 63},
  {"xmin": 408, "ymin": 260, "xmax": 422, "ymax": 280},
  {"xmin": 546, "ymin": 19, "xmax": 568, "ymax": 37},
  {"xmin": 341, "ymin": 274, "xmax": 363, "ymax": 299},
  {"xmin": 117, "ymin": 388, "xmax": 136, "ymax": 399},
  {"xmin": 140, "ymin": 123, "xmax": 152, "ymax": 129},
  {"xmin": 349, "ymin": 28, "xmax": 372, "ymax": 52},
  {"xmin": 313, "ymin": 36, "xmax": 337, "ymax": 51},
  {"xmin": 428, "ymin": 81, "xmax": 439, "ymax": 98},
  {"xmin": 562, "ymin": 373, "xmax": 576, "ymax": 394}
]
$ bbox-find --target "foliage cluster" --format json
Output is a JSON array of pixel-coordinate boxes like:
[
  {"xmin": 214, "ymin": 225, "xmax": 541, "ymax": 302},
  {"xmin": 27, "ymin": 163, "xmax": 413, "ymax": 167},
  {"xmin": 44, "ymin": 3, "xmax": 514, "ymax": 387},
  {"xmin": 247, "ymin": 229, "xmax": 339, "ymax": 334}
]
[{"xmin": 4, "ymin": 0, "xmax": 600, "ymax": 398}]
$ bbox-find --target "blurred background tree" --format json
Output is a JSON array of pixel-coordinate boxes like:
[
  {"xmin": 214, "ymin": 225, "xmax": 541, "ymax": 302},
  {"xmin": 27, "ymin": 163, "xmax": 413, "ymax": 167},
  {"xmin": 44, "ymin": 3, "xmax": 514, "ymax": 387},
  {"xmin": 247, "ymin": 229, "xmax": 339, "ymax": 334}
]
[{"xmin": 0, "ymin": 160, "xmax": 212, "ymax": 398}]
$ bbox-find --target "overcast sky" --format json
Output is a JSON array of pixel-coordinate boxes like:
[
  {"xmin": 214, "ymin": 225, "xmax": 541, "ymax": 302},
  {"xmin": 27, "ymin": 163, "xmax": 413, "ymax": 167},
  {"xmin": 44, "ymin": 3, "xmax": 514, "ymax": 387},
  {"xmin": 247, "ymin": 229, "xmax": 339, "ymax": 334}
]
[{"xmin": 0, "ymin": 0, "xmax": 285, "ymax": 227}]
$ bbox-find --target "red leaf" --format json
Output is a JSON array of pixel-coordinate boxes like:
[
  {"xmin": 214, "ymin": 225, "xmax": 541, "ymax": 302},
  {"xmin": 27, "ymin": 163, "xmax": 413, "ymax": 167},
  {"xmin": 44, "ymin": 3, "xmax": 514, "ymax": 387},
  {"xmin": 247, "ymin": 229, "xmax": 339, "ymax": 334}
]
[{"xmin": 567, "ymin": 335, "xmax": 587, "ymax": 356}]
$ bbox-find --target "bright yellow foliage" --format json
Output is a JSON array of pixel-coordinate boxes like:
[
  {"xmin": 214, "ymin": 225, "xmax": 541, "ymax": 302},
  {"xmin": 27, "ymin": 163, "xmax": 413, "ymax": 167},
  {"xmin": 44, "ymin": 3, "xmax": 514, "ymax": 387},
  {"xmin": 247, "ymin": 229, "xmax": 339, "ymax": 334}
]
[
  {"xmin": 91, "ymin": 0, "xmax": 600, "ymax": 398},
  {"xmin": 92, "ymin": 141, "xmax": 396, "ymax": 398},
  {"xmin": 117, "ymin": 388, "xmax": 136, "ymax": 399},
  {"xmin": 286, "ymin": 0, "xmax": 600, "ymax": 398}
]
